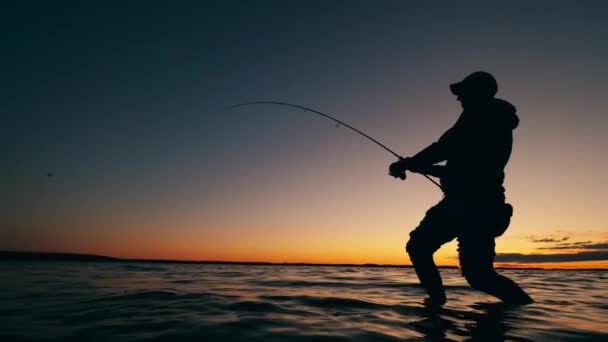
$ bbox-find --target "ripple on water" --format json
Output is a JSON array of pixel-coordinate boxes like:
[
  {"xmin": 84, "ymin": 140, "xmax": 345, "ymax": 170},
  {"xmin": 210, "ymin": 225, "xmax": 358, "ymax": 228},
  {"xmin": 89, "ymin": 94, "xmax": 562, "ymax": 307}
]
[{"xmin": 0, "ymin": 262, "xmax": 607, "ymax": 341}]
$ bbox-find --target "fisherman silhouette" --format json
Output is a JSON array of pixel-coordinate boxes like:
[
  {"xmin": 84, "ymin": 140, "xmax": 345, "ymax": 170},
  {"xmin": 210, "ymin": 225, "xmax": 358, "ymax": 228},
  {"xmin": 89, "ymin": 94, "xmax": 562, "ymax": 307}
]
[{"xmin": 389, "ymin": 71, "xmax": 533, "ymax": 306}]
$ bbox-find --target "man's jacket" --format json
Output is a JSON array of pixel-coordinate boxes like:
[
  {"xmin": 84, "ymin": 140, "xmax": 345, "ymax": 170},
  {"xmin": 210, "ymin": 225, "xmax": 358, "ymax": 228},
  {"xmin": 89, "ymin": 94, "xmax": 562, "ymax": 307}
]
[{"xmin": 410, "ymin": 98, "xmax": 520, "ymax": 196}]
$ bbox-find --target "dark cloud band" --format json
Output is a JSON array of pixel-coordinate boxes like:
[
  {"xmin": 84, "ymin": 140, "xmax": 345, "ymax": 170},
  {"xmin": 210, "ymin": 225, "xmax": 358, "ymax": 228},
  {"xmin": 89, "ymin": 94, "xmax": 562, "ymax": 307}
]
[
  {"xmin": 495, "ymin": 251, "xmax": 608, "ymax": 263},
  {"xmin": 538, "ymin": 242, "xmax": 608, "ymax": 250}
]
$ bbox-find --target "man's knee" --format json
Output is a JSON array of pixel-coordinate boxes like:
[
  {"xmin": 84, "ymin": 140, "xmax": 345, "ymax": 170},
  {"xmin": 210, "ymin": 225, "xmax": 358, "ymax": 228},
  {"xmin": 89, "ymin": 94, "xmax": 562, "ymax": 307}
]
[
  {"xmin": 406, "ymin": 201, "xmax": 453, "ymax": 262},
  {"xmin": 458, "ymin": 235, "xmax": 497, "ymax": 290},
  {"xmin": 406, "ymin": 234, "xmax": 432, "ymax": 262},
  {"xmin": 405, "ymin": 237, "xmax": 417, "ymax": 257},
  {"xmin": 462, "ymin": 267, "xmax": 498, "ymax": 291}
]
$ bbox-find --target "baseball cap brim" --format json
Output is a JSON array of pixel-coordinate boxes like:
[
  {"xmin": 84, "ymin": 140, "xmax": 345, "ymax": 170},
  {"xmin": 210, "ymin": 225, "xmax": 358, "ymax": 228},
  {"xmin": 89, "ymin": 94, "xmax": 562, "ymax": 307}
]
[{"xmin": 450, "ymin": 82, "xmax": 465, "ymax": 96}]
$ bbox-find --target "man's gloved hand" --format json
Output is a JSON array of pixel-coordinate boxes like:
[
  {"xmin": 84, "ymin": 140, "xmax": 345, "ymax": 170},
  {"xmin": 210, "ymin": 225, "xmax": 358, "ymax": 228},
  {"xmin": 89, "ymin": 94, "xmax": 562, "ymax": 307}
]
[{"xmin": 389, "ymin": 157, "xmax": 411, "ymax": 180}]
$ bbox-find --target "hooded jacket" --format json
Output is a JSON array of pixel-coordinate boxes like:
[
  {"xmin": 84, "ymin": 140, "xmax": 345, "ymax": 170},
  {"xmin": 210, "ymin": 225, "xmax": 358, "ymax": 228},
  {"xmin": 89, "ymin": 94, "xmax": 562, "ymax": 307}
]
[{"xmin": 410, "ymin": 98, "xmax": 519, "ymax": 196}]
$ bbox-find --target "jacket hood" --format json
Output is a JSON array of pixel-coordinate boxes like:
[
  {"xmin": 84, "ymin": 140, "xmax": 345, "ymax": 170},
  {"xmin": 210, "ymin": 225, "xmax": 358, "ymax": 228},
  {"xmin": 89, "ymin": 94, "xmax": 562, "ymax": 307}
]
[{"xmin": 492, "ymin": 98, "xmax": 519, "ymax": 130}]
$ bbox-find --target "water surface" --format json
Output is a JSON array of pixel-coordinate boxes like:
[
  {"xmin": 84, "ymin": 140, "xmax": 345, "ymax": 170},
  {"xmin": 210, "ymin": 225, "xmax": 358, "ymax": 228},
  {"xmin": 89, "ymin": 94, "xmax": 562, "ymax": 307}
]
[{"xmin": 1, "ymin": 262, "xmax": 606, "ymax": 341}]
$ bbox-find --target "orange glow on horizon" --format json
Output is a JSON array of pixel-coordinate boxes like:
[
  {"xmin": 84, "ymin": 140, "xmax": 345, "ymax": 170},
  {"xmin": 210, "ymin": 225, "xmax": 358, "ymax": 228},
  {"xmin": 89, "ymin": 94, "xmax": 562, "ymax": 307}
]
[
  {"xmin": 19, "ymin": 244, "xmax": 606, "ymax": 269},
  {"xmin": 6, "ymin": 218, "xmax": 606, "ymax": 269}
]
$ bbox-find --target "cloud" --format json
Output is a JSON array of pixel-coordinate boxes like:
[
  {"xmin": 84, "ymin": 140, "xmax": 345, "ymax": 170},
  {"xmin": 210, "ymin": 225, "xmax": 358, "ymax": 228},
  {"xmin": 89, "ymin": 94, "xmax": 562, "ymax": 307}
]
[
  {"xmin": 556, "ymin": 240, "xmax": 592, "ymax": 246},
  {"xmin": 495, "ymin": 251, "xmax": 608, "ymax": 263},
  {"xmin": 538, "ymin": 242, "xmax": 608, "ymax": 250},
  {"xmin": 531, "ymin": 237, "xmax": 570, "ymax": 243}
]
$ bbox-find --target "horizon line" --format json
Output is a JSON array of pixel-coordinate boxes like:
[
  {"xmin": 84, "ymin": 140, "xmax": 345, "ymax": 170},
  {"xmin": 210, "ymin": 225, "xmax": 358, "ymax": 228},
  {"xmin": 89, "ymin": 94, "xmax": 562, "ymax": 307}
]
[{"xmin": 1, "ymin": 250, "xmax": 607, "ymax": 270}]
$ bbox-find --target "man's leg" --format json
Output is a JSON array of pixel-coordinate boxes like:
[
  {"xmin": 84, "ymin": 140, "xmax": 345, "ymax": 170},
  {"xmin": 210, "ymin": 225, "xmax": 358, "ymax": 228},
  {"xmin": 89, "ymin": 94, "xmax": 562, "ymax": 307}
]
[
  {"xmin": 458, "ymin": 235, "xmax": 534, "ymax": 305},
  {"xmin": 406, "ymin": 200, "xmax": 455, "ymax": 305}
]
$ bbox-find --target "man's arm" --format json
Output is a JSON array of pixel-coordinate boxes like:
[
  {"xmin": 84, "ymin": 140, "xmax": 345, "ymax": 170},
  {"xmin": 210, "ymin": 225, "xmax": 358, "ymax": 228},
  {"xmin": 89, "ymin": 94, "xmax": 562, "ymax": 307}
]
[
  {"xmin": 389, "ymin": 127, "xmax": 455, "ymax": 179},
  {"xmin": 408, "ymin": 164, "xmax": 446, "ymax": 178},
  {"xmin": 408, "ymin": 126, "xmax": 455, "ymax": 169},
  {"xmin": 389, "ymin": 113, "xmax": 463, "ymax": 180}
]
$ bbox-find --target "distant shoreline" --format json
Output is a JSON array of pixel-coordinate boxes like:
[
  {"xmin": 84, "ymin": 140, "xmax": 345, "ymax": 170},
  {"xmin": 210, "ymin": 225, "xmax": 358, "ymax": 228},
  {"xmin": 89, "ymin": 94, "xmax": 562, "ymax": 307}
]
[{"xmin": 1, "ymin": 251, "xmax": 605, "ymax": 270}]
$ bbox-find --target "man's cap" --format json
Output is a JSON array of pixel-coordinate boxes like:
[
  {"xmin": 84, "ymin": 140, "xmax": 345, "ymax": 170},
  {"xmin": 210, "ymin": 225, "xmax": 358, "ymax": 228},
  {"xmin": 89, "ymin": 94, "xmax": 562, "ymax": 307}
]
[{"xmin": 450, "ymin": 71, "xmax": 498, "ymax": 98}]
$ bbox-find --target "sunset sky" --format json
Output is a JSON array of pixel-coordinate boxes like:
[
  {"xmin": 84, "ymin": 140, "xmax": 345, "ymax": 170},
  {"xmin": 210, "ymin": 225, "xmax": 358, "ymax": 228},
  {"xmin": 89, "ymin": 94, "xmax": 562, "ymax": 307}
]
[{"xmin": 3, "ymin": 1, "xmax": 607, "ymax": 268}]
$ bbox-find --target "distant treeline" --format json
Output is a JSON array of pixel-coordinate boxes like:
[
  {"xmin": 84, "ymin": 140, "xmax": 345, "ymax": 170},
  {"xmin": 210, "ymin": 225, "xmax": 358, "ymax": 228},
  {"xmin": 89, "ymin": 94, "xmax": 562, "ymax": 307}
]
[
  {"xmin": 0, "ymin": 250, "xmax": 442, "ymax": 268},
  {"xmin": 0, "ymin": 251, "xmax": 119, "ymax": 262}
]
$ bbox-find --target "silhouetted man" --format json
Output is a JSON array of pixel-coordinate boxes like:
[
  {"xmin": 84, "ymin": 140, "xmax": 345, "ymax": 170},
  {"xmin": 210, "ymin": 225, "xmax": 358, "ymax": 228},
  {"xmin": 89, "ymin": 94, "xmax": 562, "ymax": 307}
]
[{"xmin": 389, "ymin": 71, "xmax": 533, "ymax": 306}]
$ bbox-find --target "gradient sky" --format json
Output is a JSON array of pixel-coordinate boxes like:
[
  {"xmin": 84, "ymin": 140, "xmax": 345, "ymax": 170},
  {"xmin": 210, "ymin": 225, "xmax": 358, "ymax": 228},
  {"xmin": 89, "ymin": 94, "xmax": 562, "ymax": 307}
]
[{"xmin": 3, "ymin": 1, "xmax": 608, "ymax": 267}]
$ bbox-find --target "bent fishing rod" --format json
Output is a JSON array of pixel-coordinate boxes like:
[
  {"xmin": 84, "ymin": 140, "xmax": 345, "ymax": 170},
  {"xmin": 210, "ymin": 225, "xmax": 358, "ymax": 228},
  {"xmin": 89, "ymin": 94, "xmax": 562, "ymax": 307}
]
[{"xmin": 230, "ymin": 101, "xmax": 443, "ymax": 191}]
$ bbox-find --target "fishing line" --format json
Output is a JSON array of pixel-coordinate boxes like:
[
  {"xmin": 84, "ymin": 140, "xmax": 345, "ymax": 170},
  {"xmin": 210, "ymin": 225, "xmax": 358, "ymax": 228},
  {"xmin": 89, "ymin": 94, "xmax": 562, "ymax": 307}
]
[{"xmin": 230, "ymin": 101, "xmax": 443, "ymax": 191}]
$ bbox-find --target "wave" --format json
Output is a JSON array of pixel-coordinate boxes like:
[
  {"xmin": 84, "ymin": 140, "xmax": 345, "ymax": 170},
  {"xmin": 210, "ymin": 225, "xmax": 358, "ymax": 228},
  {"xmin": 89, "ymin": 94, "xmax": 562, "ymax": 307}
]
[
  {"xmin": 249, "ymin": 279, "xmax": 472, "ymax": 291},
  {"xmin": 2, "ymin": 263, "xmax": 607, "ymax": 341}
]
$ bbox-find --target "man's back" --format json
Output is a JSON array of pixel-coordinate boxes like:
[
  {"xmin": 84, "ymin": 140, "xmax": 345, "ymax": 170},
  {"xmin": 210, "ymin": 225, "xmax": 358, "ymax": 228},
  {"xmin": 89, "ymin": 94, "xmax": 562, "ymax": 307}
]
[{"xmin": 440, "ymin": 98, "xmax": 519, "ymax": 195}]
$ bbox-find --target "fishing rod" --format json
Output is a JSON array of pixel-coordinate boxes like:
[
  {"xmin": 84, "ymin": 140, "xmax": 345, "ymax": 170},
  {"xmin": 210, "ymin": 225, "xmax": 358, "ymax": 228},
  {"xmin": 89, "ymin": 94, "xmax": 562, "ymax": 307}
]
[{"xmin": 230, "ymin": 101, "xmax": 443, "ymax": 191}]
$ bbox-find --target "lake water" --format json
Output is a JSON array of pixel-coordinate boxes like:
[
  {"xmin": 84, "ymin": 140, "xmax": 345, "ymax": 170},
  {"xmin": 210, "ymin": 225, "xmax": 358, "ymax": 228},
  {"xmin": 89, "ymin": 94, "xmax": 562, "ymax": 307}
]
[{"xmin": 1, "ymin": 262, "xmax": 606, "ymax": 341}]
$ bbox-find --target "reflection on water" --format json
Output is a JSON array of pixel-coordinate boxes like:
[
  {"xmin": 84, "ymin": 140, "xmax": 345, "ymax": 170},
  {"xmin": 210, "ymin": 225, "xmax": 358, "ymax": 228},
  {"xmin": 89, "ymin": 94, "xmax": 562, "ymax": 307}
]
[{"xmin": 1, "ymin": 262, "xmax": 607, "ymax": 341}]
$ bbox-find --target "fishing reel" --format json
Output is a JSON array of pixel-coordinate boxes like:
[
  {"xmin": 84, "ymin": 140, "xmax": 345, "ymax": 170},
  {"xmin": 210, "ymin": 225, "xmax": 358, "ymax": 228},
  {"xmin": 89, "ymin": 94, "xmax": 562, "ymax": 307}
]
[{"xmin": 389, "ymin": 158, "xmax": 409, "ymax": 181}]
